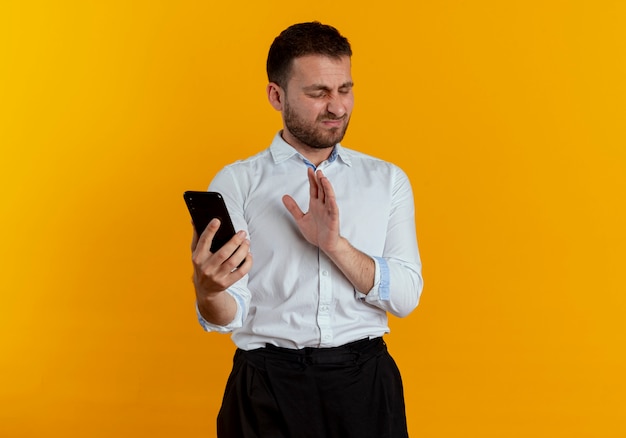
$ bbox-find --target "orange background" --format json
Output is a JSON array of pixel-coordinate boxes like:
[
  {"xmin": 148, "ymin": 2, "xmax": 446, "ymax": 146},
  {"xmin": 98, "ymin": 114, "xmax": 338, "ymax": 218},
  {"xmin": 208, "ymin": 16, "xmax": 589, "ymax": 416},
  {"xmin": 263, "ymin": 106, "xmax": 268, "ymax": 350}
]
[{"xmin": 2, "ymin": 1, "xmax": 625, "ymax": 437}]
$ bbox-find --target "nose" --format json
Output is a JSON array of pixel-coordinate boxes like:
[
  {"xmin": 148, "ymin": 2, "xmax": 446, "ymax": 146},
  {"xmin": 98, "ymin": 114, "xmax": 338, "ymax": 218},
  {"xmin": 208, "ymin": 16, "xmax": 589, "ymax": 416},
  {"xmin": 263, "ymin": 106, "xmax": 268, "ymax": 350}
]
[{"xmin": 326, "ymin": 94, "xmax": 349, "ymax": 119}]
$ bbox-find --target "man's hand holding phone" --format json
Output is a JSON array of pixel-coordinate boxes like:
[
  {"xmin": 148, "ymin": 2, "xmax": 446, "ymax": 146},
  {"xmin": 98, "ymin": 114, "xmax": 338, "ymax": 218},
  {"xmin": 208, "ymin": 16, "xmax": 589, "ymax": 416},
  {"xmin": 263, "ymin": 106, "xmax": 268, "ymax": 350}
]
[
  {"xmin": 192, "ymin": 216, "xmax": 251, "ymax": 282},
  {"xmin": 190, "ymin": 217, "xmax": 252, "ymax": 326}
]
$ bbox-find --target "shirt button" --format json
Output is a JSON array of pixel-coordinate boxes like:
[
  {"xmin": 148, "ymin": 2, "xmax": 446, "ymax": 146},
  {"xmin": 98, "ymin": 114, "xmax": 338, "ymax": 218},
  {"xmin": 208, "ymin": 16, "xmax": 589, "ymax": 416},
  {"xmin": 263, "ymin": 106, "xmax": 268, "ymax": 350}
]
[{"xmin": 322, "ymin": 270, "xmax": 329, "ymax": 276}]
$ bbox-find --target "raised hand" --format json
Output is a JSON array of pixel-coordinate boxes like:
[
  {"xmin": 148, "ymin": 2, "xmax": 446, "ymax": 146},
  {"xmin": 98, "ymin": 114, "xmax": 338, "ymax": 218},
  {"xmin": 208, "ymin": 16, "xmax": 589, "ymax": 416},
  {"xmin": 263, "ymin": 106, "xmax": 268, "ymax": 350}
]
[
  {"xmin": 282, "ymin": 167, "xmax": 375, "ymax": 293},
  {"xmin": 282, "ymin": 168, "xmax": 340, "ymax": 253}
]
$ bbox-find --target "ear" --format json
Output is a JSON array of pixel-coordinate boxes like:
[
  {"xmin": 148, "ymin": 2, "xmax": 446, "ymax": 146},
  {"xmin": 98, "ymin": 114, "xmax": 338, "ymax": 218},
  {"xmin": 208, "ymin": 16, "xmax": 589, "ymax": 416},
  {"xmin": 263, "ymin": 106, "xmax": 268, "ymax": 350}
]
[{"xmin": 267, "ymin": 82, "xmax": 284, "ymax": 111}]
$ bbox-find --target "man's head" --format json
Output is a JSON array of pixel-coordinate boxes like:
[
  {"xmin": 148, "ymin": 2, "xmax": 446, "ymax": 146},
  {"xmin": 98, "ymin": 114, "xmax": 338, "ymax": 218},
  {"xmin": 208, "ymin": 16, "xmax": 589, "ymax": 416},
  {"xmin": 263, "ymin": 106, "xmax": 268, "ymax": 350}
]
[
  {"xmin": 266, "ymin": 22, "xmax": 354, "ymax": 155},
  {"xmin": 267, "ymin": 22, "xmax": 352, "ymax": 88}
]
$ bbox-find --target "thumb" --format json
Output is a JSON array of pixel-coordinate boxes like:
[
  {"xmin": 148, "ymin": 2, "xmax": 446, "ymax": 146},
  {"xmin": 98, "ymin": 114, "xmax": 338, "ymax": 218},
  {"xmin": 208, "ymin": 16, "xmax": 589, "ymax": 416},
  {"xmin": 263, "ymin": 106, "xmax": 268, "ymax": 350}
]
[{"xmin": 282, "ymin": 195, "xmax": 304, "ymax": 220}]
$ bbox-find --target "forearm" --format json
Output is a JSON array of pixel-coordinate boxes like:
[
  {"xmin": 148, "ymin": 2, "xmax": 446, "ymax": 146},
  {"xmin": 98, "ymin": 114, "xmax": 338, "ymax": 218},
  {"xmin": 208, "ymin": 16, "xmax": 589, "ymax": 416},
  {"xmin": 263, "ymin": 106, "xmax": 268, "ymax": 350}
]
[
  {"xmin": 196, "ymin": 289, "xmax": 238, "ymax": 326},
  {"xmin": 324, "ymin": 237, "xmax": 375, "ymax": 294}
]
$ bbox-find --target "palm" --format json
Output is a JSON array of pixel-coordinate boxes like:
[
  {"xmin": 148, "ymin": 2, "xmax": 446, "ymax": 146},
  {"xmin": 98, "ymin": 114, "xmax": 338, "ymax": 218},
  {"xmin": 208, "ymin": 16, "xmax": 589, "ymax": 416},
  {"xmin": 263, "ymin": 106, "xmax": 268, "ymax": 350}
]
[{"xmin": 283, "ymin": 168, "xmax": 340, "ymax": 252}]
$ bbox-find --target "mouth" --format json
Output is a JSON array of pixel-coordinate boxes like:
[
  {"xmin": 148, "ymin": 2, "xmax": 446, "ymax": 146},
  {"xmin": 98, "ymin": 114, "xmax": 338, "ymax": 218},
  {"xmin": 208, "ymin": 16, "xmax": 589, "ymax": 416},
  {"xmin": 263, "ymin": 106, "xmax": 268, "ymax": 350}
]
[{"xmin": 320, "ymin": 118, "xmax": 345, "ymax": 128}]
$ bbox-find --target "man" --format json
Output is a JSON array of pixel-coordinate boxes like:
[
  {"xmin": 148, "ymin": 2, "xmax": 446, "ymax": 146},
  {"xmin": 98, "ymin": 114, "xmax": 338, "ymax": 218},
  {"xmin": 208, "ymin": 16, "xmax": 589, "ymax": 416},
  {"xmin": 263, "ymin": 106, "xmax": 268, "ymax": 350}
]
[{"xmin": 191, "ymin": 21, "xmax": 423, "ymax": 438}]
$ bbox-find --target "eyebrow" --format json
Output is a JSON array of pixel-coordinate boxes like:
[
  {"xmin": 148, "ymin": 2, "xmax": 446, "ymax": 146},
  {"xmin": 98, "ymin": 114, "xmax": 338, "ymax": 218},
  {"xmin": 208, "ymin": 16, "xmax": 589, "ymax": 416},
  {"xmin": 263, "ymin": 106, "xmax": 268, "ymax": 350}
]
[{"xmin": 302, "ymin": 82, "xmax": 354, "ymax": 92}]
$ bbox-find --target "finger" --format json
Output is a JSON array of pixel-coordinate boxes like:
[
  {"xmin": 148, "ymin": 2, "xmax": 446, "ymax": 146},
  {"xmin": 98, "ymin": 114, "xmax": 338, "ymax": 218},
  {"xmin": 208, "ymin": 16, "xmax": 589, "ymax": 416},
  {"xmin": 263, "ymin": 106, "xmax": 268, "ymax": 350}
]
[
  {"xmin": 318, "ymin": 170, "xmax": 337, "ymax": 206},
  {"xmin": 221, "ymin": 248, "xmax": 252, "ymax": 283},
  {"xmin": 227, "ymin": 238, "xmax": 253, "ymax": 272},
  {"xmin": 212, "ymin": 229, "xmax": 246, "ymax": 260},
  {"xmin": 282, "ymin": 195, "xmax": 304, "ymax": 220},
  {"xmin": 315, "ymin": 169, "xmax": 326, "ymax": 203},
  {"xmin": 307, "ymin": 167, "xmax": 318, "ymax": 199},
  {"xmin": 236, "ymin": 251, "xmax": 253, "ymax": 274},
  {"xmin": 195, "ymin": 218, "xmax": 221, "ymax": 256}
]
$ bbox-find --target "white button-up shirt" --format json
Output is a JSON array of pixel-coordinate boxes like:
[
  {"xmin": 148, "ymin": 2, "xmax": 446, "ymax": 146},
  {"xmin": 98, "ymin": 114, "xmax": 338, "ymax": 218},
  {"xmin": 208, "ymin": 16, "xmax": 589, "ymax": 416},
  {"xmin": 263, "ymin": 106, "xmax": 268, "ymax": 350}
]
[{"xmin": 197, "ymin": 132, "xmax": 423, "ymax": 350}]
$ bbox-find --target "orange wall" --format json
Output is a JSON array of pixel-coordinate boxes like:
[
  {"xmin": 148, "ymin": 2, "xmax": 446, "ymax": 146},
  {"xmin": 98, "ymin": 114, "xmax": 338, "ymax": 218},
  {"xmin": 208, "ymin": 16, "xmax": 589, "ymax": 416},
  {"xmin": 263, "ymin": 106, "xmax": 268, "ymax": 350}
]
[{"xmin": 2, "ymin": 1, "xmax": 625, "ymax": 437}]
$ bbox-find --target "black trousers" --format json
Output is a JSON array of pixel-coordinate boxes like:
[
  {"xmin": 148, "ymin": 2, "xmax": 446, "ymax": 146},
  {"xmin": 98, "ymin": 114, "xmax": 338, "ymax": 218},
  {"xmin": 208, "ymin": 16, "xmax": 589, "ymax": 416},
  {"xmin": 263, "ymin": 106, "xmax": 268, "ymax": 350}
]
[{"xmin": 217, "ymin": 337, "xmax": 409, "ymax": 438}]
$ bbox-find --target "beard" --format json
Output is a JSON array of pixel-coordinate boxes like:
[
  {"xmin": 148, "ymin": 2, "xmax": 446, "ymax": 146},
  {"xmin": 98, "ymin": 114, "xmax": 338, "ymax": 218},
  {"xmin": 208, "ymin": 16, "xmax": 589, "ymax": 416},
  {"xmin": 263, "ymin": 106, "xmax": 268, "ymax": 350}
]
[{"xmin": 283, "ymin": 101, "xmax": 350, "ymax": 150}]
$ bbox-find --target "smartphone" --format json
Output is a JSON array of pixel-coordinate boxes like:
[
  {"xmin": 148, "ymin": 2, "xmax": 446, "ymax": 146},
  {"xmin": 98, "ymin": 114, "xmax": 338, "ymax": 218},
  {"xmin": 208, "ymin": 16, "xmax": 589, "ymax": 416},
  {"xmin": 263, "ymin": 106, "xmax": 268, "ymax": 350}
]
[{"xmin": 183, "ymin": 191, "xmax": 237, "ymax": 253}]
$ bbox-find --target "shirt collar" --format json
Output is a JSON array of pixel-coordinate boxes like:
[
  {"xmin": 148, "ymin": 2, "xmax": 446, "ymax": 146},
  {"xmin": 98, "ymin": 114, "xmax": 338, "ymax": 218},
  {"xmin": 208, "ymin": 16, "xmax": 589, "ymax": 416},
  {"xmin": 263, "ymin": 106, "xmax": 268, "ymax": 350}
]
[{"xmin": 269, "ymin": 131, "xmax": 352, "ymax": 167}]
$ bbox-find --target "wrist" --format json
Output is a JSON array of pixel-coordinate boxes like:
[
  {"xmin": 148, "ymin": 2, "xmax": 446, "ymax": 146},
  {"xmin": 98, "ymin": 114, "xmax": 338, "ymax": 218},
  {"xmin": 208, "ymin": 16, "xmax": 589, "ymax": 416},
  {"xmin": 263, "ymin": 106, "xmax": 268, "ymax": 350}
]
[{"xmin": 322, "ymin": 236, "xmax": 349, "ymax": 260}]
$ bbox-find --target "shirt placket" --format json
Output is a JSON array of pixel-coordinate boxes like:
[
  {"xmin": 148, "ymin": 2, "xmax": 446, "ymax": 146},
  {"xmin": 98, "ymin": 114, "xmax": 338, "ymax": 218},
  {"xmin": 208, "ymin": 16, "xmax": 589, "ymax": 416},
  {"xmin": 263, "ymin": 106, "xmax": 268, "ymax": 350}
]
[
  {"xmin": 317, "ymin": 255, "xmax": 334, "ymax": 346},
  {"xmin": 306, "ymin": 157, "xmax": 336, "ymax": 347}
]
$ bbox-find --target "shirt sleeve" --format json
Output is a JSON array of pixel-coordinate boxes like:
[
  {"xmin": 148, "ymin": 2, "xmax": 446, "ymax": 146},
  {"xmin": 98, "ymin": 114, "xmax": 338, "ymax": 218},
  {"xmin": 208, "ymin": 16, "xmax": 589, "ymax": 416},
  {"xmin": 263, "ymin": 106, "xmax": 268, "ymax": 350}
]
[
  {"xmin": 357, "ymin": 166, "xmax": 424, "ymax": 318},
  {"xmin": 195, "ymin": 166, "xmax": 252, "ymax": 333}
]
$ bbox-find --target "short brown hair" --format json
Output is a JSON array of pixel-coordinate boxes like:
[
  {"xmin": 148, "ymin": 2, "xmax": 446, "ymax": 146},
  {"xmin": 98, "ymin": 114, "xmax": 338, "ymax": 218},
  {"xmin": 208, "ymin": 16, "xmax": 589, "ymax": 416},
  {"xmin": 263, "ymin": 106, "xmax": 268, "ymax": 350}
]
[{"xmin": 266, "ymin": 22, "xmax": 352, "ymax": 87}]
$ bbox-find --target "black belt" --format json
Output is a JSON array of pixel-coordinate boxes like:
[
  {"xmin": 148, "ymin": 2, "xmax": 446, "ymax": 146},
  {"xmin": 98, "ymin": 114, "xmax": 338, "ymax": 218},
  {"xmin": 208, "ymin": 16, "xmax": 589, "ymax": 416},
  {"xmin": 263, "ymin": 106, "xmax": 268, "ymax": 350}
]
[{"xmin": 241, "ymin": 337, "xmax": 386, "ymax": 366}]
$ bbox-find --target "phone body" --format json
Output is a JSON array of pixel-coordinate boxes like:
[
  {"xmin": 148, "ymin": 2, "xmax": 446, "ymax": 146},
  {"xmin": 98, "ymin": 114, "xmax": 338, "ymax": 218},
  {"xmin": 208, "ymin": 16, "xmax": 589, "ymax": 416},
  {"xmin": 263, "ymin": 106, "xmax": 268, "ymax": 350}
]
[{"xmin": 183, "ymin": 191, "xmax": 237, "ymax": 253}]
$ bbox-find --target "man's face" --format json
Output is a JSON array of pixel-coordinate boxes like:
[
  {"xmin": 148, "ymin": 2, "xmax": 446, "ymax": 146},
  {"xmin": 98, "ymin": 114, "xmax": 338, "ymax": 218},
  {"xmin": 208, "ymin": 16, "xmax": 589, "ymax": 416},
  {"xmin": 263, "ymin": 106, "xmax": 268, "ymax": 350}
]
[{"xmin": 281, "ymin": 55, "xmax": 354, "ymax": 150}]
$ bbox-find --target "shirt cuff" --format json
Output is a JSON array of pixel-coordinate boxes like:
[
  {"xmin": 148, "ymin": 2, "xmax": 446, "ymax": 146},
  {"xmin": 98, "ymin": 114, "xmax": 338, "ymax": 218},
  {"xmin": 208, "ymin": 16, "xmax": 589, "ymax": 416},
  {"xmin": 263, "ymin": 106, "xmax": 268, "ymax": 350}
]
[{"xmin": 355, "ymin": 256, "xmax": 390, "ymax": 301}]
